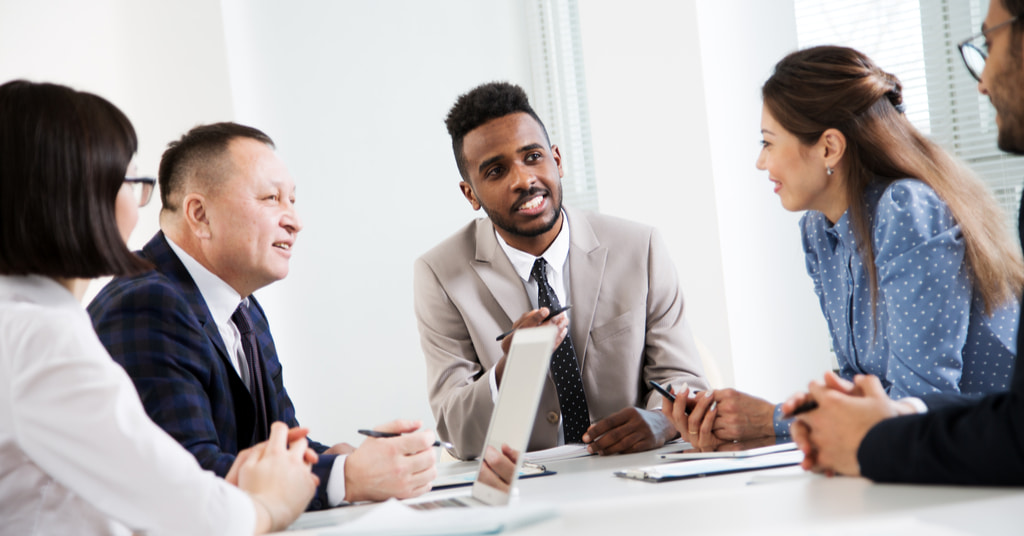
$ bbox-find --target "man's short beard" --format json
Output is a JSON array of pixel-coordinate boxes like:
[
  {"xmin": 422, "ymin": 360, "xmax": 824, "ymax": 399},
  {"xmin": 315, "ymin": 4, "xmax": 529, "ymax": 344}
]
[{"xmin": 490, "ymin": 196, "xmax": 563, "ymax": 238}]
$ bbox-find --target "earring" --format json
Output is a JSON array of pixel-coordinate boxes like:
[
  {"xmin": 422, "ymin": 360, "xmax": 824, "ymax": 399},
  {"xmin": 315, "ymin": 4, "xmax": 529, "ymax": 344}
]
[{"xmin": 826, "ymin": 166, "xmax": 834, "ymax": 176}]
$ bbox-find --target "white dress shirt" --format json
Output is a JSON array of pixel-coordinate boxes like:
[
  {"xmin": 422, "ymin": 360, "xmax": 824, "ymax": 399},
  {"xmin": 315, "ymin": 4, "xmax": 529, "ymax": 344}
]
[
  {"xmin": 166, "ymin": 237, "xmax": 251, "ymax": 389},
  {"xmin": 489, "ymin": 212, "xmax": 572, "ymax": 443},
  {"xmin": 165, "ymin": 237, "xmax": 348, "ymax": 506},
  {"xmin": 0, "ymin": 275, "xmax": 254, "ymax": 535}
]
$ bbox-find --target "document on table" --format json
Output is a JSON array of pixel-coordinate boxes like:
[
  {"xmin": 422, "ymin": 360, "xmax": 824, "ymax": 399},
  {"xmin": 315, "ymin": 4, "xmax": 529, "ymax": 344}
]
[
  {"xmin": 432, "ymin": 462, "xmax": 555, "ymax": 490},
  {"xmin": 291, "ymin": 498, "xmax": 558, "ymax": 535},
  {"xmin": 614, "ymin": 449, "xmax": 804, "ymax": 482},
  {"xmin": 523, "ymin": 444, "xmax": 593, "ymax": 464}
]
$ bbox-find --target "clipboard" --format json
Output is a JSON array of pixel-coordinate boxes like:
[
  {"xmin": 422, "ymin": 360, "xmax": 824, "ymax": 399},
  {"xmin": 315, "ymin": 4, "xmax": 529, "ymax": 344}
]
[
  {"xmin": 613, "ymin": 449, "xmax": 803, "ymax": 482},
  {"xmin": 432, "ymin": 462, "xmax": 556, "ymax": 490}
]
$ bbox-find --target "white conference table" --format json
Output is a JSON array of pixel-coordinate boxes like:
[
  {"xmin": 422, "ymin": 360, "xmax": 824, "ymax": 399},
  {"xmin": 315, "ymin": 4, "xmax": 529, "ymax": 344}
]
[{"xmin": 283, "ymin": 442, "xmax": 1024, "ymax": 535}]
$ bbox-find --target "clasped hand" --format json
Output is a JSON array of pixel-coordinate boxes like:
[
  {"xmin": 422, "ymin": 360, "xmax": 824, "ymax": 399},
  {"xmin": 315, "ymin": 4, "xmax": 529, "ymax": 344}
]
[{"xmin": 782, "ymin": 371, "xmax": 916, "ymax": 477}]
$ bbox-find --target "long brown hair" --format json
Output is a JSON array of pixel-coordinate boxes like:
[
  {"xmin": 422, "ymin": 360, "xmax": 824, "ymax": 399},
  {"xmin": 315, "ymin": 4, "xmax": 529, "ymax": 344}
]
[{"xmin": 763, "ymin": 45, "xmax": 1024, "ymax": 315}]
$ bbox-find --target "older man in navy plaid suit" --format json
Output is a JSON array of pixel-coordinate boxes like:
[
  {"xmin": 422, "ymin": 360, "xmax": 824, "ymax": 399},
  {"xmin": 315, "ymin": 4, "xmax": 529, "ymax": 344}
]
[{"xmin": 89, "ymin": 122, "xmax": 437, "ymax": 510}]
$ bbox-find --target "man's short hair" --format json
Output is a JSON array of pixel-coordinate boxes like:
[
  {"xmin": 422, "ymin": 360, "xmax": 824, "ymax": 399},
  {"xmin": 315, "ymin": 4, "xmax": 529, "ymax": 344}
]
[
  {"xmin": 158, "ymin": 122, "xmax": 275, "ymax": 211},
  {"xmin": 0, "ymin": 80, "xmax": 151, "ymax": 278},
  {"xmin": 444, "ymin": 82, "xmax": 550, "ymax": 180}
]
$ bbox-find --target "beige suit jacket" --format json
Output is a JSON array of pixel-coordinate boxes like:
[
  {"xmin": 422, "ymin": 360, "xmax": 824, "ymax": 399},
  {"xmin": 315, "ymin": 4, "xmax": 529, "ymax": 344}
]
[{"xmin": 414, "ymin": 207, "xmax": 708, "ymax": 459}]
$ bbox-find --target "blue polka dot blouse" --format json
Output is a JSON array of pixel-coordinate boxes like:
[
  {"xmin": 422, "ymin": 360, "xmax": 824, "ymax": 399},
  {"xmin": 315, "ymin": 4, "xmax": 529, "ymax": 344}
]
[{"xmin": 801, "ymin": 178, "xmax": 1018, "ymax": 399}]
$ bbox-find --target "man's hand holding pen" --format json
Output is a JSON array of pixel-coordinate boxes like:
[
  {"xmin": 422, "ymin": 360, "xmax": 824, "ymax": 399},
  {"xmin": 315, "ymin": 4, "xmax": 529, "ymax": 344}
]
[
  {"xmin": 343, "ymin": 419, "xmax": 438, "ymax": 502},
  {"xmin": 493, "ymin": 306, "xmax": 569, "ymax": 386}
]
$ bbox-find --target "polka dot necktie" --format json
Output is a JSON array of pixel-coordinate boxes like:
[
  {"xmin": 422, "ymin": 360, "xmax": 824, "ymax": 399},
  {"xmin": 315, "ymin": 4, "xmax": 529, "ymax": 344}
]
[
  {"xmin": 232, "ymin": 304, "xmax": 270, "ymax": 443},
  {"xmin": 531, "ymin": 258, "xmax": 590, "ymax": 443}
]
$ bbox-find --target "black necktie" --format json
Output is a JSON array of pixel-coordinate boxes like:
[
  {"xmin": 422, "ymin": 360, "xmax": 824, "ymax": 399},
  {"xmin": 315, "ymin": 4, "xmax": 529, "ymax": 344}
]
[
  {"xmin": 231, "ymin": 304, "xmax": 269, "ymax": 443},
  {"xmin": 531, "ymin": 258, "xmax": 590, "ymax": 443}
]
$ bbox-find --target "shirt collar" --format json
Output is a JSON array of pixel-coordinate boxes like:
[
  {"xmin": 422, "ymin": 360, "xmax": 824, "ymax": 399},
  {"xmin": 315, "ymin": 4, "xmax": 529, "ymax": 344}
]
[
  {"xmin": 825, "ymin": 210, "xmax": 854, "ymax": 252},
  {"xmin": 495, "ymin": 210, "xmax": 571, "ymax": 283},
  {"xmin": 165, "ymin": 236, "xmax": 245, "ymax": 327},
  {"xmin": 826, "ymin": 180, "xmax": 885, "ymax": 252}
]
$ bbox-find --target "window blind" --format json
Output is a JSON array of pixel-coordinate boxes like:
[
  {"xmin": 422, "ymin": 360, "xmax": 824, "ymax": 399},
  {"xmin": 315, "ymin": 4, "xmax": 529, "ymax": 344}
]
[
  {"xmin": 524, "ymin": 0, "xmax": 599, "ymax": 211},
  {"xmin": 794, "ymin": 0, "xmax": 1024, "ymax": 240}
]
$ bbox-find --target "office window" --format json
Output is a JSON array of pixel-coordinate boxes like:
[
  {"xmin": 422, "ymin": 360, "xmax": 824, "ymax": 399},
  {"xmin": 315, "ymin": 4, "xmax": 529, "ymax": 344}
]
[
  {"xmin": 795, "ymin": 0, "xmax": 1024, "ymax": 238},
  {"xmin": 525, "ymin": 0, "xmax": 599, "ymax": 211}
]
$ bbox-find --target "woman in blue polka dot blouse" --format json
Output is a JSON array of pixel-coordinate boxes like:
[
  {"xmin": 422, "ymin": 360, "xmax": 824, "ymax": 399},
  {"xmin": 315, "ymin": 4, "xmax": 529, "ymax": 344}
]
[{"xmin": 662, "ymin": 46, "xmax": 1024, "ymax": 449}]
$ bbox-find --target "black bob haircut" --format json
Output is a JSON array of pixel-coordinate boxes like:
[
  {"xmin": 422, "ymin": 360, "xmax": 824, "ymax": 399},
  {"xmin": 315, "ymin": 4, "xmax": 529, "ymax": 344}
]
[
  {"xmin": 0, "ymin": 80, "xmax": 151, "ymax": 278},
  {"xmin": 444, "ymin": 81, "xmax": 550, "ymax": 180},
  {"xmin": 158, "ymin": 122, "xmax": 275, "ymax": 212}
]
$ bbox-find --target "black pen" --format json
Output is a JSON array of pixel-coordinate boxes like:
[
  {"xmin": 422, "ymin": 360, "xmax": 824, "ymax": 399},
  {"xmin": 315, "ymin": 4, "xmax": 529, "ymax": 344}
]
[
  {"xmin": 648, "ymin": 380, "xmax": 676, "ymax": 402},
  {"xmin": 357, "ymin": 429, "xmax": 454, "ymax": 449},
  {"xmin": 785, "ymin": 399, "xmax": 819, "ymax": 418},
  {"xmin": 495, "ymin": 304, "xmax": 572, "ymax": 342},
  {"xmin": 648, "ymin": 380, "xmax": 703, "ymax": 403}
]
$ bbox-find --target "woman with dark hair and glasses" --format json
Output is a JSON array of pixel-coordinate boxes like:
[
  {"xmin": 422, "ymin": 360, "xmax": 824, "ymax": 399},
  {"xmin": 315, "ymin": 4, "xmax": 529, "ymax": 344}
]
[
  {"xmin": 0, "ymin": 80, "xmax": 316, "ymax": 535},
  {"xmin": 660, "ymin": 46, "xmax": 1024, "ymax": 449}
]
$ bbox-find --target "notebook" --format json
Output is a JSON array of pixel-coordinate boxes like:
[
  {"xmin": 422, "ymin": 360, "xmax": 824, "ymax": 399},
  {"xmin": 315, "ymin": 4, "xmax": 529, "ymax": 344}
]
[{"xmin": 407, "ymin": 324, "xmax": 558, "ymax": 508}]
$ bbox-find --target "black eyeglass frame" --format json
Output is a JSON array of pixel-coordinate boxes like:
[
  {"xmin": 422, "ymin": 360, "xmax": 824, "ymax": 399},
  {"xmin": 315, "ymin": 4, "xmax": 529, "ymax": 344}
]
[
  {"xmin": 958, "ymin": 16, "xmax": 1019, "ymax": 82},
  {"xmin": 124, "ymin": 177, "xmax": 156, "ymax": 207}
]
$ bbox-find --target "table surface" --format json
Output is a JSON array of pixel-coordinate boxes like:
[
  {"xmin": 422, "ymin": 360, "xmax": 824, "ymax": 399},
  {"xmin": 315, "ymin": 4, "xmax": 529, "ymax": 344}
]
[{"xmin": 282, "ymin": 442, "xmax": 1024, "ymax": 535}]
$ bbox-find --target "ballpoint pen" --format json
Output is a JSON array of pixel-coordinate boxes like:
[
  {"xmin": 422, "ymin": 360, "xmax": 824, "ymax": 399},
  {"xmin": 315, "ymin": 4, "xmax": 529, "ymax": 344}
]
[
  {"xmin": 495, "ymin": 304, "xmax": 572, "ymax": 341},
  {"xmin": 357, "ymin": 429, "xmax": 454, "ymax": 449},
  {"xmin": 784, "ymin": 399, "xmax": 818, "ymax": 418}
]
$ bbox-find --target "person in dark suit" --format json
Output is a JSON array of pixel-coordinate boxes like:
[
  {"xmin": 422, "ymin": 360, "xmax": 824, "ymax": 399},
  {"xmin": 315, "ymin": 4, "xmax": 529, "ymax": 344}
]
[
  {"xmin": 782, "ymin": 0, "xmax": 1024, "ymax": 484},
  {"xmin": 88, "ymin": 122, "xmax": 437, "ymax": 509}
]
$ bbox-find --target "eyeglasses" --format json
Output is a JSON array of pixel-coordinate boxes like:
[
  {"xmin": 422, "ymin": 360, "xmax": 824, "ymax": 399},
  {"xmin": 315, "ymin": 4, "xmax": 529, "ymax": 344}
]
[
  {"xmin": 124, "ymin": 177, "xmax": 156, "ymax": 207},
  {"xmin": 958, "ymin": 16, "xmax": 1018, "ymax": 82}
]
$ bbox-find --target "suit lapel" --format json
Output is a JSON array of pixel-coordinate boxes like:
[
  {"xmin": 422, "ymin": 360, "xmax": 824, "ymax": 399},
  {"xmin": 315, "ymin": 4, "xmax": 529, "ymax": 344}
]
[
  {"xmin": 470, "ymin": 219, "xmax": 532, "ymax": 327},
  {"xmin": 142, "ymin": 233, "xmax": 237, "ymax": 369},
  {"xmin": 142, "ymin": 232, "xmax": 259, "ymax": 445},
  {"xmin": 565, "ymin": 207, "xmax": 607, "ymax": 372}
]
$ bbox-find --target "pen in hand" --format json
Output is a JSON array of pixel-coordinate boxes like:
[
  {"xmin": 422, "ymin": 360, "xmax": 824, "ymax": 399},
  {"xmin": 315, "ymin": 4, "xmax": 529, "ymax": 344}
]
[
  {"xmin": 357, "ymin": 429, "xmax": 454, "ymax": 449},
  {"xmin": 784, "ymin": 399, "xmax": 819, "ymax": 418},
  {"xmin": 495, "ymin": 304, "xmax": 572, "ymax": 341}
]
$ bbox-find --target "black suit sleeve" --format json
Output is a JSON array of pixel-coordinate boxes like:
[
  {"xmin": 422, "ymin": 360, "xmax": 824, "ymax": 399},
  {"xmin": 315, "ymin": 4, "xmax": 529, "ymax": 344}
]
[
  {"xmin": 858, "ymin": 303, "xmax": 1024, "ymax": 484},
  {"xmin": 858, "ymin": 381, "xmax": 1024, "ymax": 484}
]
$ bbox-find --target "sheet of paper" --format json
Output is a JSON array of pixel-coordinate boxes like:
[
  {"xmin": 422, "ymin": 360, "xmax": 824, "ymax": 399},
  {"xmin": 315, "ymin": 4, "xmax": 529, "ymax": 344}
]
[
  {"xmin": 523, "ymin": 444, "xmax": 592, "ymax": 464},
  {"xmin": 432, "ymin": 463, "xmax": 548, "ymax": 489},
  {"xmin": 308, "ymin": 499, "xmax": 557, "ymax": 535},
  {"xmin": 615, "ymin": 450, "xmax": 804, "ymax": 481}
]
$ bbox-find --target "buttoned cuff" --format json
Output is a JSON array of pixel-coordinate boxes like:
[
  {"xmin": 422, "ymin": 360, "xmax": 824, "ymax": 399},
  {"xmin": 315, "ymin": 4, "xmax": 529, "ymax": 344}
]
[
  {"xmin": 488, "ymin": 366, "xmax": 499, "ymax": 404},
  {"xmin": 900, "ymin": 397, "xmax": 928, "ymax": 414},
  {"xmin": 772, "ymin": 403, "xmax": 792, "ymax": 437},
  {"xmin": 326, "ymin": 454, "xmax": 349, "ymax": 506}
]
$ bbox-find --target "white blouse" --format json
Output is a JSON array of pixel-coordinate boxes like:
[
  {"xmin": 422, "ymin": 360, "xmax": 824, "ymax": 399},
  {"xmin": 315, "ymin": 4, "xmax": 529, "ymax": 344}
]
[{"xmin": 0, "ymin": 275, "xmax": 255, "ymax": 535}]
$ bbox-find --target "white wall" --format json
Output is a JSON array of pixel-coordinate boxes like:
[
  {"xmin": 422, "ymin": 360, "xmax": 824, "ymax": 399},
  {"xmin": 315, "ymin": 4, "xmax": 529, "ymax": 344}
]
[
  {"xmin": 0, "ymin": 0, "xmax": 236, "ymax": 255},
  {"xmin": 218, "ymin": 0, "xmax": 536, "ymax": 444},
  {"xmin": 1, "ymin": 0, "xmax": 834, "ymax": 447}
]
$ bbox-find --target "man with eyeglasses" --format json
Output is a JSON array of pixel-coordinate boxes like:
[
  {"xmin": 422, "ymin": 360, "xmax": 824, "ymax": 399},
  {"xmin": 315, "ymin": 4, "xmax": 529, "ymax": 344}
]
[{"xmin": 782, "ymin": 0, "xmax": 1024, "ymax": 484}]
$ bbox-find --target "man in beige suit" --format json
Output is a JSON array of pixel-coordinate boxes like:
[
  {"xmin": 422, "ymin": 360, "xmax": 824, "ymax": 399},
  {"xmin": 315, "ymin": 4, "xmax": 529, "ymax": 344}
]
[{"xmin": 414, "ymin": 82, "xmax": 708, "ymax": 460}]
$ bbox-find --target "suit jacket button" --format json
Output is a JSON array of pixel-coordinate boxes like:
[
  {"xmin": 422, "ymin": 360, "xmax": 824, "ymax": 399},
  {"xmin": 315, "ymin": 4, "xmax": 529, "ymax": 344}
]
[{"xmin": 546, "ymin": 411, "xmax": 560, "ymax": 424}]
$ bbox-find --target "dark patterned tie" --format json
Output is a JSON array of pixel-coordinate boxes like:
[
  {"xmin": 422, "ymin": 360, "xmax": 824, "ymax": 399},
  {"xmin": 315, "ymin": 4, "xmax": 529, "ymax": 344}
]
[
  {"xmin": 531, "ymin": 258, "xmax": 590, "ymax": 443},
  {"xmin": 232, "ymin": 304, "xmax": 269, "ymax": 443}
]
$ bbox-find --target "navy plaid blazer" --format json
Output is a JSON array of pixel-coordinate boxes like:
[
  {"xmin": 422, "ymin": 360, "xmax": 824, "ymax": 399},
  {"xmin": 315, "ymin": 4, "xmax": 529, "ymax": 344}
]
[{"xmin": 88, "ymin": 231, "xmax": 336, "ymax": 510}]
